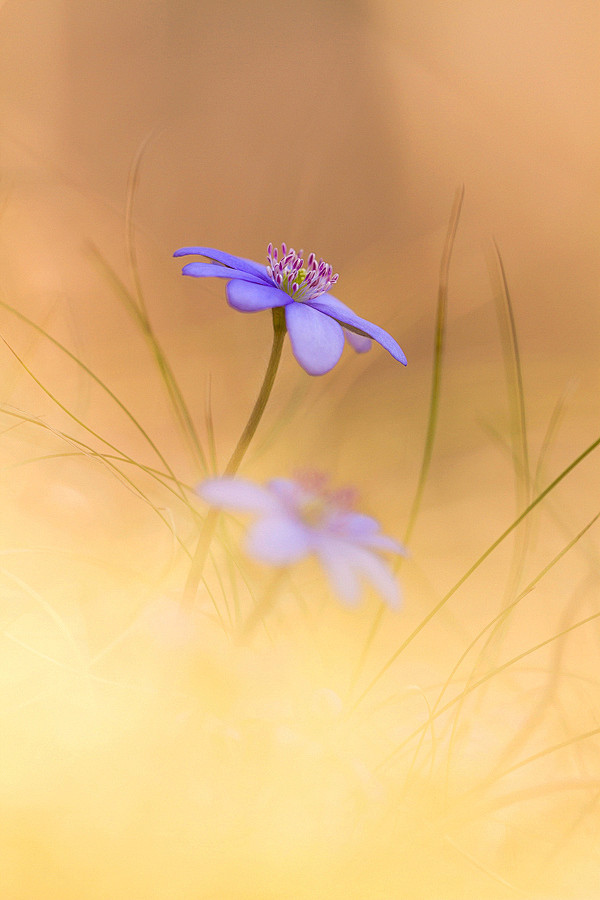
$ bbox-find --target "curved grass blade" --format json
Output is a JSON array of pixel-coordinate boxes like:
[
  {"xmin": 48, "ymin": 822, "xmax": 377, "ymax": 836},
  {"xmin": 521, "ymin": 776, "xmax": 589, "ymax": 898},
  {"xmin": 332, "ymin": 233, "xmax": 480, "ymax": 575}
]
[
  {"xmin": 351, "ymin": 431, "xmax": 600, "ymax": 710},
  {"xmin": 378, "ymin": 568, "xmax": 600, "ymax": 773},
  {"xmin": 88, "ymin": 246, "xmax": 208, "ymax": 475},
  {"xmin": 349, "ymin": 187, "xmax": 464, "ymax": 690},
  {"xmin": 395, "ymin": 510, "xmax": 600, "ymax": 783},
  {"xmin": 404, "ymin": 185, "xmax": 465, "ymax": 543},
  {"xmin": 0, "ymin": 299, "xmax": 188, "ymax": 502},
  {"xmin": 489, "ymin": 238, "xmax": 531, "ymax": 503},
  {"xmin": 1, "ymin": 422, "xmax": 197, "ymax": 505},
  {"xmin": 0, "ymin": 401, "xmax": 192, "ymax": 555}
]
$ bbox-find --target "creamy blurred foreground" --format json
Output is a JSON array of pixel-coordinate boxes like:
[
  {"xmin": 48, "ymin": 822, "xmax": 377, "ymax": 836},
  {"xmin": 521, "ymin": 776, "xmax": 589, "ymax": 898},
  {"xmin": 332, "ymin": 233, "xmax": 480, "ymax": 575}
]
[{"xmin": 1, "ymin": 0, "xmax": 599, "ymax": 897}]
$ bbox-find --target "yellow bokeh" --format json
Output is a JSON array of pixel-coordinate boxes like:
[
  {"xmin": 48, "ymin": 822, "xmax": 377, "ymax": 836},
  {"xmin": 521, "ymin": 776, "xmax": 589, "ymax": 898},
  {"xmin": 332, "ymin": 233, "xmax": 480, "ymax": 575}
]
[{"xmin": 1, "ymin": 2, "xmax": 599, "ymax": 897}]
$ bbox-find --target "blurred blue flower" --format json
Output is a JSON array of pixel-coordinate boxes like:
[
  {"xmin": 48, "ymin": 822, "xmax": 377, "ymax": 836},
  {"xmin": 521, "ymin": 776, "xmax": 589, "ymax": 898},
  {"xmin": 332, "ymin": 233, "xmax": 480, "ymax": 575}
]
[
  {"xmin": 198, "ymin": 472, "xmax": 406, "ymax": 608},
  {"xmin": 174, "ymin": 243, "xmax": 407, "ymax": 376}
]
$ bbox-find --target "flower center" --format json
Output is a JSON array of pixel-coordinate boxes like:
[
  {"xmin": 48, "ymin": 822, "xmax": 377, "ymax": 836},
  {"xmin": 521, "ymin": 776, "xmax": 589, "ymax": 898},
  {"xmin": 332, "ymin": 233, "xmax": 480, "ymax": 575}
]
[
  {"xmin": 297, "ymin": 496, "xmax": 329, "ymax": 527},
  {"xmin": 266, "ymin": 242, "xmax": 339, "ymax": 302},
  {"xmin": 293, "ymin": 471, "xmax": 357, "ymax": 529}
]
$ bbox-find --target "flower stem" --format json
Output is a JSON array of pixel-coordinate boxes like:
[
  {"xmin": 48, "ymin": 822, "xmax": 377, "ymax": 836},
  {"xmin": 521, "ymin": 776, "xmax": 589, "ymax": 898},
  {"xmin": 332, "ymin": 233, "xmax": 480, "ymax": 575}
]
[{"xmin": 182, "ymin": 308, "xmax": 287, "ymax": 607}]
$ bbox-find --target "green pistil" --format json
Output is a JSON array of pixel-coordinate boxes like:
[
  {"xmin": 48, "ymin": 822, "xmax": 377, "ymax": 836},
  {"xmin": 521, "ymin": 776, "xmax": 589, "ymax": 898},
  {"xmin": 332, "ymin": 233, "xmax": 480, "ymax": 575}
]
[
  {"xmin": 283, "ymin": 268, "xmax": 307, "ymax": 298},
  {"xmin": 298, "ymin": 497, "xmax": 327, "ymax": 527}
]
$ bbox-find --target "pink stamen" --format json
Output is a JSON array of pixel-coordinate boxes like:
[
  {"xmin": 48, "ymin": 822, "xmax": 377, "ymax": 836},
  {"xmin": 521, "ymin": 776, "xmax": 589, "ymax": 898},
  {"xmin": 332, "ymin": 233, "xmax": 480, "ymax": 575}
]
[
  {"xmin": 292, "ymin": 470, "xmax": 357, "ymax": 522},
  {"xmin": 266, "ymin": 242, "xmax": 339, "ymax": 302}
]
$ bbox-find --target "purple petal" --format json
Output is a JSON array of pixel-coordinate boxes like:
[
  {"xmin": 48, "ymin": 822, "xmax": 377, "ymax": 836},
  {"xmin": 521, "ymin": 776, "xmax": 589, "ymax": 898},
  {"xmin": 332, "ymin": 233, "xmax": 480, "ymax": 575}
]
[
  {"xmin": 360, "ymin": 533, "xmax": 408, "ymax": 554},
  {"xmin": 226, "ymin": 279, "xmax": 291, "ymax": 312},
  {"xmin": 343, "ymin": 327, "xmax": 372, "ymax": 354},
  {"xmin": 338, "ymin": 513, "xmax": 407, "ymax": 554},
  {"xmin": 266, "ymin": 478, "xmax": 304, "ymax": 507},
  {"xmin": 310, "ymin": 294, "xmax": 407, "ymax": 366},
  {"xmin": 197, "ymin": 477, "xmax": 280, "ymax": 514},
  {"xmin": 285, "ymin": 303, "xmax": 345, "ymax": 376},
  {"xmin": 316, "ymin": 539, "xmax": 362, "ymax": 606},
  {"xmin": 350, "ymin": 544, "xmax": 402, "ymax": 608},
  {"xmin": 245, "ymin": 515, "xmax": 312, "ymax": 565},
  {"xmin": 336, "ymin": 512, "xmax": 380, "ymax": 538},
  {"xmin": 318, "ymin": 538, "xmax": 402, "ymax": 608},
  {"xmin": 174, "ymin": 247, "xmax": 271, "ymax": 282},
  {"xmin": 181, "ymin": 262, "xmax": 266, "ymax": 284}
]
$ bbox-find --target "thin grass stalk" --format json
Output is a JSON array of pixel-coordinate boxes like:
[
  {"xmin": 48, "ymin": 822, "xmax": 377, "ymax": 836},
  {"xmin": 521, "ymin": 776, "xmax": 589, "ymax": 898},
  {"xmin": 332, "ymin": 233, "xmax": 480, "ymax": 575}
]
[
  {"xmin": 398, "ymin": 511, "xmax": 600, "ymax": 787},
  {"xmin": 124, "ymin": 134, "xmax": 208, "ymax": 472},
  {"xmin": 472, "ymin": 240, "xmax": 535, "ymax": 693},
  {"xmin": 0, "ymin": 403, "xmax": 192, "ymax": 553},
  {"xmin": 88, "ymin": 246, "xmax": 209, "ymax": 474},
  {"xmin": 378, "ymin": 591, "xmax": 600, "ymax": 773},
  {"xmin": 404, "ymin": 184, "xmax": 465, "ymax": 544},
  {"xmin": 352, "ymin": 432, "xmax": 600, "ymax": 710},
  {"xmin": 0, "ymin": 299, "xmax": 188, "ymax": 501},
  {"xmin": 349, "ymin": 186, "xmax": 464, "ymax": 689}
]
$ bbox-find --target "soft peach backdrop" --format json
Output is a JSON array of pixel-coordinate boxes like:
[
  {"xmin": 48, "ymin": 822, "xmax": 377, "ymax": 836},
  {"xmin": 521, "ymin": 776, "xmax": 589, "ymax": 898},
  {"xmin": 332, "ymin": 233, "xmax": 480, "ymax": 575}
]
[{"xmin": 1, "ymin": 2, "xmax": 599, "ymax": 897}]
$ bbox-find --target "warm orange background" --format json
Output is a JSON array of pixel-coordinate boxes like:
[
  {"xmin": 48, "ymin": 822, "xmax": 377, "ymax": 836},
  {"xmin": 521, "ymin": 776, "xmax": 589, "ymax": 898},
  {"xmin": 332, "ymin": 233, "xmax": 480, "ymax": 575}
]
[{"xmin": 1, "ymin": 2, "xmax": 599, "ymax": 897}]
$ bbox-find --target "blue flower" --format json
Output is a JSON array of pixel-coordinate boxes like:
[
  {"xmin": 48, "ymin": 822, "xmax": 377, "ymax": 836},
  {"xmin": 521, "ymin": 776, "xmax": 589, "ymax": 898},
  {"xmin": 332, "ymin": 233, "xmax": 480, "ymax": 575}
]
[
  {"xmin": 174, "ymin": 243, "xmax": 407, "ymax": 376},
  {"xmin": 198, "ymin": 472, "xmax": 407, "ymax": 608}
]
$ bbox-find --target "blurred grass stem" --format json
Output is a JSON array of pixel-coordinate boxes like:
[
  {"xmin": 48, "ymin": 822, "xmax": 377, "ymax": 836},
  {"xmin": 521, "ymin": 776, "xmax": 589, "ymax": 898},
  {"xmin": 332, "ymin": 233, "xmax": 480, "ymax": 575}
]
[
  {"xmin": 237, "ymin": 567, "xmax": 288, "ymax": 640},
  {"xmin": 350, "ymin": 187, "xmax": 464, "ymax": 690},
  {"xmin": 403, "ymin": 185, "xmax": 465, "ymax": 545},
  {"xmin": 352, "ymin": 429, "xmax": 600, "ymax": 710}
]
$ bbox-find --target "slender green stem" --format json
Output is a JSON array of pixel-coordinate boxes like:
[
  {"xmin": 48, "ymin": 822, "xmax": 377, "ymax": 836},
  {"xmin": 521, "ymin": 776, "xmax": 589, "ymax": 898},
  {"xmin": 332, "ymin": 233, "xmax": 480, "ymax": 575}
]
[{"xmin": 182, "ymin": 308, "xmax": 287, "ymax": 606}]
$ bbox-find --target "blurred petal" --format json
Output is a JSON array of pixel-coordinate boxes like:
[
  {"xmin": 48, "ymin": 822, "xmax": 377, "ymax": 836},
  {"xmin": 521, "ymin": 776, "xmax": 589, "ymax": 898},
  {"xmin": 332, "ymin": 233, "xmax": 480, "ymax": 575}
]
[
  {"xmin": 316, "ymin": 539, "xmax": 362, "ymax": 606},
  {"xmin": 339, "ymin": 512, "xmax": 381, "ymax": 538},
  {"xmin": 361, "ymin": 533, "xmax": 407, "ymax": 554},
  {"xmin": 350, "ymin": 545, "xmax": 402, "ymax": 609},
  {"xmin": 245, "ymin": 515, "xmax": 312, "ymax": 565},
  {"xmin": 174, "ymin": 247, "xmax": 270, "ymax": 281},
  {"xmin": 181, "ymin": 262, "xmax": 266, "ymax": 284},
  {"xmin": 336, "ymin": 512, "xmax": 407, "ymax": 553},
  {"xmin": 285, "ymin": 303, "xmax": 345, "ymax": 376},
  {"xmin": 266, "ymin": 478, "xmax": 304, "ymax": 506},
  {"xmin": 344, "ymin": 327, "xmax": 372, "ymax": 354},
  {"xmin": 318, "ymin": 538, "xmax": 402, "ymax": 608},
  {"xmin": 310, "ymin": 294, "xmax": 407, "ymax": 365},
  {"xmin": 197, "ymin": 477, "xmax": 279, "ymax": 514},
  {"xmin": 227, "ymin": 279, "xmax": 291, "ymax": 312}
]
